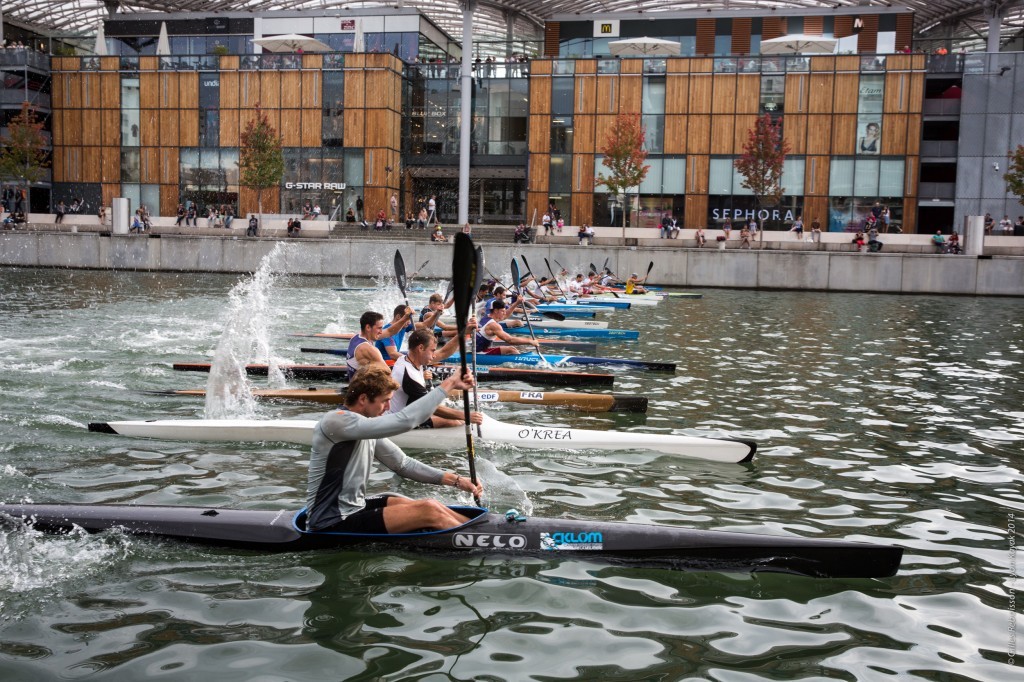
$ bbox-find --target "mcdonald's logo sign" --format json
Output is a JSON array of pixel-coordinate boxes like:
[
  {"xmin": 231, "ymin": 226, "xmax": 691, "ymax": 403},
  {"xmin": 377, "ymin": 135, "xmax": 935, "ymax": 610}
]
[{"xmin": 593, "ymin": 19, "xmax": 620, "ymax": 38}]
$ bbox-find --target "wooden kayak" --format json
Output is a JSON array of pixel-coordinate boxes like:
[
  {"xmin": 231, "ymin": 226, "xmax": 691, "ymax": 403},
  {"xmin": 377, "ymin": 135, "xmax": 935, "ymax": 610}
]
[{"xmin": 161, "ymin": 387, "xmax": 648, "ymax": 413}]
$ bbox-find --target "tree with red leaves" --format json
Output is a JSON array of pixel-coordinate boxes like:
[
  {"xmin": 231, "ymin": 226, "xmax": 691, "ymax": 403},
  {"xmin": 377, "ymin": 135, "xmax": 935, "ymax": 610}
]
[
  {"xmin": 0, "ymin": 102, "xmax": 49, "ymax": 212},
  {"xmin": 1005, "ymin": 144, "xmax": 1024, "ymax": 209},
  {"xmin": 238, "ymin": 104, "xmax": 284, "ymax": 223},
  {"xmin": 734, "ymin": 114, "xmax": 790, "ymax": 248},
  {"xmin": 597, "ymin": 113, "xmax": 649, "ymax": 236}
]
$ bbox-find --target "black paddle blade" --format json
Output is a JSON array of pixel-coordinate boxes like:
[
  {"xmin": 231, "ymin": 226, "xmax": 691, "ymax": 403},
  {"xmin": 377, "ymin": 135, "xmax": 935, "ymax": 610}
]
[
  {"xmin": 452, "ymin": 234, "xmax": 477, "ymax": 334},
  {"xmin": 474, "ymin": 246, "xmax": 485, "ymax": 296},
  {"xmin": 646, "ymin": 260, "xmax": 654, "ymax": 278},
  {"xmin": 602, "ymin": 257, "xmax": 610, "ymax": 272},
  {"xmin": 510, "ymin": 258, "xmax": 521, "ymax": 293},
  {"xmin": 394, "ymin": 250, "xmax": 407, "ymax": 298},
  {"xmin": 589, "ymin": 262, "xmax": 597, "ymax": 274}
]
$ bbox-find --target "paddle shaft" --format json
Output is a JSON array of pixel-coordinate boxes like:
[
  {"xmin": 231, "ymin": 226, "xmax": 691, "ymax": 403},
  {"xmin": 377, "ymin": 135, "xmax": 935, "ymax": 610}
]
[{"xmin": 452, "ymin": 233, "xmax": 480, "ymax": 504}]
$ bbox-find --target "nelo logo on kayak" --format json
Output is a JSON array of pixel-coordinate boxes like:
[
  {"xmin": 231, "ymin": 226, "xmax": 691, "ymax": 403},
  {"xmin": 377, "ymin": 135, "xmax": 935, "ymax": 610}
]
[
  {"xmin": 518, "ymin": 428, "xmax": 572, "ymax": 440},
  {"xmin": 540, "ymin": 531, "xmax": 603, "ymax": 550},
  {"xmin": 453, "ymin": 533, "xmax": 527, "ymax": 549}
]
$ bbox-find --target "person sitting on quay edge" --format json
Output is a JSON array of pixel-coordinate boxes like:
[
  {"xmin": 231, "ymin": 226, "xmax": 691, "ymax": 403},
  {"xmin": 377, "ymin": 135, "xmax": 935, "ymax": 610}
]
[
  {"xmin": 54, "ymin": 200, "xmax": 66, "ymax": 224},
  {"xmin": 431, "ymin": 225, "xmax": 446, "ymax": 242},
  {"xmin": 174, "ymin": 203, "xmax": 186, "ymax": 226},
  {"xmin": 346, "ymin": 207, "xmax": 356, "ymax": 223},
  {"xmin": 246, "ymin": 214, "xmax": 259, "ymax": 237},
  {"xmin": 931, "ymin": 231, "xmax": 946, "ymax": 253},
  {"xmin": 946, "ymin": 231, "xmax": 962, "ymax": 254},
  {"xmin": 739, "ymin": 225, "xmax": 752, "ymax": 249},
  {"xmin": 287, "ymin": 217, "xmax": 302, "ymax": 237},
  {"xmin": 304, "ymin": 364, "xmax": 483, "ymax": 535},
  {"xmin": 790, "ymin": 215, "xmax": 804, "ymax": 240},
  {"xmin": 694, "ymin": 225, "xmax": 706, "ymax": 247}
]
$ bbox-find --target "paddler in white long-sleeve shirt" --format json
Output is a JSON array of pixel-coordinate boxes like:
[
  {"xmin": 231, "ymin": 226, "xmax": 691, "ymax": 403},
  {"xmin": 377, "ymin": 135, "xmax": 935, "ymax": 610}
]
[{"xmin": 306, "ymin": 365, "xmax": 483, "ymax": 533}]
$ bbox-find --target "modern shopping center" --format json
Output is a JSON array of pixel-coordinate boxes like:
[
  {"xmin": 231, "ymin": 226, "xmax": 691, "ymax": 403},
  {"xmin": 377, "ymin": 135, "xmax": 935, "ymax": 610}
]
[{"xmin": 2, "ymin": 1, "xmax": 1023, "ymax": 233}]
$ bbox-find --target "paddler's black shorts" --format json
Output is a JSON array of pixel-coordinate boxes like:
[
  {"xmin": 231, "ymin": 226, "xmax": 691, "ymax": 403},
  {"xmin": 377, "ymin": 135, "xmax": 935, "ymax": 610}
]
[{"xmin": 319, "ymin": 495, "xmax": 389, "ymax": 534}]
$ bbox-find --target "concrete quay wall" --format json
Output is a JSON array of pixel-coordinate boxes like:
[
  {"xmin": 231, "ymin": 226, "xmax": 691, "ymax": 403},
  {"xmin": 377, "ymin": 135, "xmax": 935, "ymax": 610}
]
[{"xmin": 2, "ymin": 231, "xmax": 1023, "ymax": 297}]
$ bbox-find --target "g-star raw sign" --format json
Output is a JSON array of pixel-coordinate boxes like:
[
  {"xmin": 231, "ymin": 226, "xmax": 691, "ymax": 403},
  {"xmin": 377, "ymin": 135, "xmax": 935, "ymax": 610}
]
[
  {"xmin": 284, "ymin": 182, "xmax": 347, "ymax": 190},
  {"xmin": 452, "ymin": 533, "xmax": 527, "ymax": 549}
]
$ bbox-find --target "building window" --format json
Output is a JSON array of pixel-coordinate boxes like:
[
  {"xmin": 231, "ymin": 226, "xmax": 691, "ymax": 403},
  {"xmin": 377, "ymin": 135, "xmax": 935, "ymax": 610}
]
[
  {"xmin": 760, "ymin": 75, "xmax": 785, "ymax": 114},
  {"xmin": 551, "ymin": 116, "xmax": 573, "ymax": 154}
]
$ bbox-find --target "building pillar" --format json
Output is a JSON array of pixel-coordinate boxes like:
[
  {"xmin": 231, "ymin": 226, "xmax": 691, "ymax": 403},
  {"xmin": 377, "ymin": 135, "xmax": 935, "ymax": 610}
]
[
  {"xmin": 986, "ymin": 1, "xmax": 1004, "ymax": 53},
  {"xmin": 459, "ymin": 1, "xmax": 474, "ymax": 226}
]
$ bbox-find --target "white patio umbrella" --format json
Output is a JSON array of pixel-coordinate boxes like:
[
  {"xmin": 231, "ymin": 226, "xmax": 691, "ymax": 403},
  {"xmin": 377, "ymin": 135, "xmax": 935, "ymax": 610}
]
[
  {"xmin": 759, "ymin": 34, "xmax": 837, "ymax": 55},
  {"xmin": 608, "ymin": 36, "xmax": 681, "ymax": 57},
  {"xmin": 253, "ymin": 34, "xmax": 332, "ymax": 53},
  {"xmin": 93, "ymin": 22, "xmax": 107, "ymax": 56},
  {"xmin": 156, "ymin": 21, "xmax": 170, "ymax": 56}
]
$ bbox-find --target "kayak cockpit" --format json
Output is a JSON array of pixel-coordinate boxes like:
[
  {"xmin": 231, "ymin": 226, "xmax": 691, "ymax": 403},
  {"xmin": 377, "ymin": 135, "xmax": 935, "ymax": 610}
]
[{"xmin": 291, "ymin": 506, "xmax": 490, "ymax": 538}]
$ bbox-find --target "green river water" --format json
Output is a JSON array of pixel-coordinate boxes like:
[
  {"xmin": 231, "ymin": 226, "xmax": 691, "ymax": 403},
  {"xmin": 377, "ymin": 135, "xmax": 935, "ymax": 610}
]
[{"xmin": 0, "ymin": 246, "xmax": 1021, "ymax": 681}]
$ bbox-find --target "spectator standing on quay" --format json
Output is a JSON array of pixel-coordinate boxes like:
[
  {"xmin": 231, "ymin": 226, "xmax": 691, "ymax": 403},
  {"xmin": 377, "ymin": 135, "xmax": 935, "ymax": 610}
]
[
  {"xmin": 390, "ymin": 193, "xmax": 399, "ymax": 221},
  {"xmin": 427, "ymin": 195, "xmax": 437, "ymax": 226},
  {"xmin": 356, "ymin": 196, "xmax": 364, "ymax": 221},
  {"xmin": 247, "ymin": 214, "xmax": 259, "ymax": 236},
  {"xmin": 97, "ymin": 205, "xmax": 107, "ymax": 225}
]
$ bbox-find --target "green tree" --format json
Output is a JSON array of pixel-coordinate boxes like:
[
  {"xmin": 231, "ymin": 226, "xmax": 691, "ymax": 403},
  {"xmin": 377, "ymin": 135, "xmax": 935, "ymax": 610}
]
[
  {"xmin": 1004, "ymin": 144, "xmax": 1024, "ymax": 208},
  {"xmin": 597, "ymin": 113, "xmax": 649, "ymax": 237},
  {"xmin": 734, "ymin": 114, "xmax": 791, "ymax": 248},
  {"xmin": 0, "ymin": 102, "xmax": 49, "ymax": 212},
  {"xmin": 238, "ymin": 104, "xmax": 284, "ymax": 224}
]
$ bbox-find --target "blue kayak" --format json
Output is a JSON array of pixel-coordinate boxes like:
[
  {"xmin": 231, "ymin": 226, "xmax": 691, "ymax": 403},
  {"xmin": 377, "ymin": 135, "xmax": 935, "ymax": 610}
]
[
  {"xmin": 525, "ymin": 328, "xmax": 639, "ymax": 340},
  {"xmin": 443, "ymin": 352, "xmax": 673, "ymax": 372},
  {"xmin": 556, "ymin": 298, "xmax": 632, "ymax": 309},
  {"xmin": 535, "ymin": 304, "xmax": 609, "ymax": 315}
]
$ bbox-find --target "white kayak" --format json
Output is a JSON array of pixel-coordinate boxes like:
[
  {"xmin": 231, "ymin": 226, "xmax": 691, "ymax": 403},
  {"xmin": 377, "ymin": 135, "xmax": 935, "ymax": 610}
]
[
  {"xmin": 89, "ymin": 415, "xmax": 756, "ymax": 464},
  {"xmin": 512, "ymin": 318, "xmax": 610, "ymax": 330}
]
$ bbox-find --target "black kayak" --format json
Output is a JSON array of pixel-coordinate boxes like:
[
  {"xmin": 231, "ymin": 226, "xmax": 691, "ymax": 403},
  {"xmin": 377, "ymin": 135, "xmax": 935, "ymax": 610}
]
[
  {"xmin": 171, "ymin": 362, "xmax": 615, "ymax": 387},
  {"xmin": 0, "ymin": 503, "xmax": 903, "ymax": 579}
]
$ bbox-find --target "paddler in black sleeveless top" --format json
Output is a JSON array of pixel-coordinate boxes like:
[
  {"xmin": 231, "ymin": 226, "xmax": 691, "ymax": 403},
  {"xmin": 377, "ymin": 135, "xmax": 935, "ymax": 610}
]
[
  {"xmin": 476, "ymin": 300, "xmax": 541, "ymax": 355},
  {"xmin": 389, "ymin": 329, "xmax": 483, "ymax": 429},
  {"xmin": 346, "ymin": 309, "xmax": 414, "ymax": 380}
]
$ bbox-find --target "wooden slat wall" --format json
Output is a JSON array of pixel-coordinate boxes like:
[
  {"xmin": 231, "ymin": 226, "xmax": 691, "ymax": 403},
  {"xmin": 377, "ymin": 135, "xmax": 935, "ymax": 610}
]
[
  {"xmin": 784, "ymin": 74, "xmax": 808, "ymax": 114},
  {"xmin": 686, "ymin": 155, "xmax": 709, "ymax": 194},
  {"xmin": 783, "ymin": 115, "xmax": 806, "ymax": 154},
  {"xmin": 881, "ymin": 114, "xmax": 907, "ymax": 155},
  {"xmin": 895, "ymin": 13, "xmax": 914, "ymax": 52},
  {"xmin": 710, "ymin": 116, "xmax": 734, "ymax": 154},
  {"xmin": 687, "ymin": 115, "xmax": 711, "ymax": 154},
  {"xmin": 808, "ymin": 74, "xmax": 834, "ymax": 113},
  {"xmin": 884, "ymin": 71, "xmax": 910, "ymax": 112},
  {"xmin": 596, "ymin": 76, "xmax": 617, "ymax": 114},
  {"xmin": 857, "ymin": 15, "xmax": 879, "ymax": 54},
  {"xmin": 733, "ymin": 114, "xmax": 757, "ymax": 154},
  {"xmin": 689, "ymin": 73, "xmax": 712, "ymax": 113},
  {"xmin": 902, "ymin": 198, "xmax": 917, "ymax": 233},
  {"xmin": 571, "ymin": 193, "xmax": 593, "ymax": 225},
  {"xmin": 696, "ymin": 19, "xmax": 716, "ymax": 56},
  {"xmin": 712, "ymin": 75, "xmax": 736, "ymax": 113},
  {"xmin": 803, "ymin": 197, "xmax": 829, "ymax": 227},
  {"xmin": 530, "ymin": 75, "xmax": 552, "ymax": 114},
  {"xmin": 835, "ymin": 17, "xmax": 854, "ymax": 39},
  {"xmin": 544, "ymin": 23, "xmax": 560, "ymax": 57},
  {"xmin": 832, "ymin": 73, "xmax": 859, "ymax": 113},
  {"xmin": 806, "ymin": 115, "xmax": 832, "ymax": 155},
  {"xmin": 735, "ymin": 75, "xmax": 760, "ymax": 113},
  {"xmin": 804, "ymin": 157, "xmax": 830, "ymax": 196},
  {"xmin": 574, "ymin": 115, "xmax": 595, "ymax": 154},
  {"xmin": 618, "ymin": 76, "xmax": 642, "ymax": 114},
  {"xmin": 684, "ymin": 194, "xmax": 708, "ymax": 229},
  {"xmin": 665, "ymin": 75, "xmax": 690, "ymax": 113},
  {"xmin": 529, "ymin": 114, "xmax": 551, "ymax": 153},
  {"xmin": 830, "ymin": 114, "xmax": 856, "ymax": 155},
  {"xmin": 732, "ymin": 18, "xmax": 752, "ymax": 55},
  {"xmin": 664, "ymin": 115, "xmax": 687, "ymax": 154},
  {"xmin": 572, "ymin": 154, "xmax": 595, "ymax": 193},
  {"xmin": 804, "ymin": 17, "xmax": 824, "ymax": 36},
  {"xmin": 763, "ymin": 17, "xmax": 786, "ymax": 40},
  {"xmin": 575, "ymin": 75, "xmax": 596, "ymax": 114}
]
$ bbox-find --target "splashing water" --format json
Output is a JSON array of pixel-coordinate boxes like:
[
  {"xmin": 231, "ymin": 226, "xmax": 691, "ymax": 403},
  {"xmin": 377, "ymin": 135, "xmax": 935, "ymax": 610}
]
[{"xmin": 204, "ymin": 244, "xmax": 290, "ymax": 419}]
